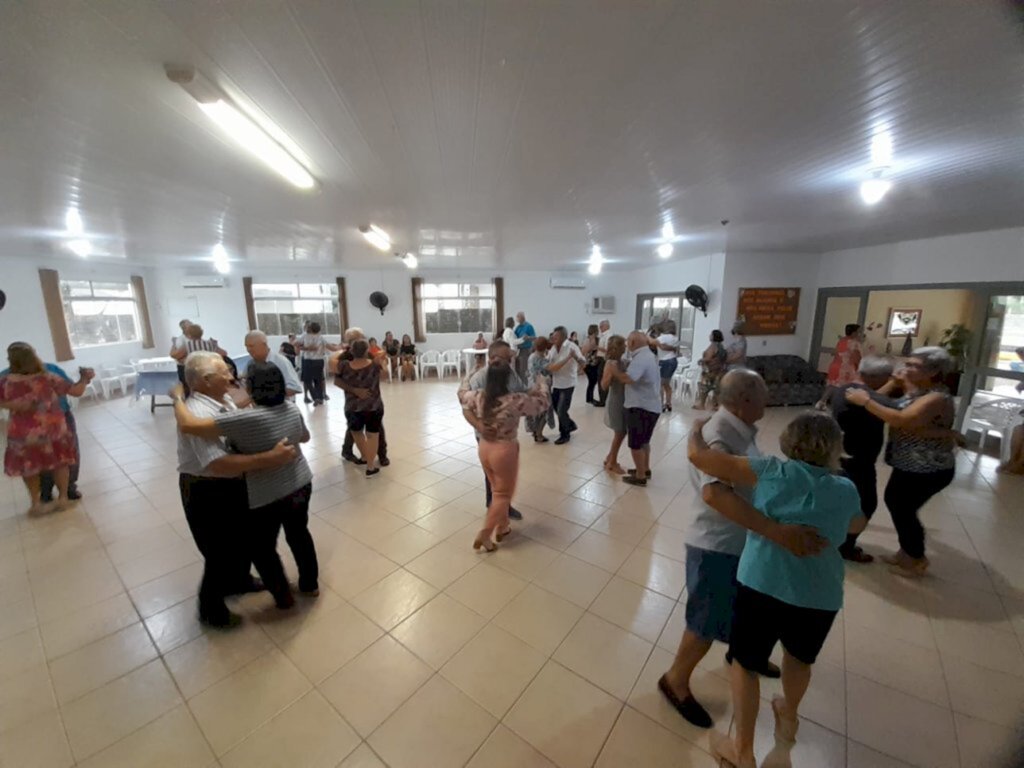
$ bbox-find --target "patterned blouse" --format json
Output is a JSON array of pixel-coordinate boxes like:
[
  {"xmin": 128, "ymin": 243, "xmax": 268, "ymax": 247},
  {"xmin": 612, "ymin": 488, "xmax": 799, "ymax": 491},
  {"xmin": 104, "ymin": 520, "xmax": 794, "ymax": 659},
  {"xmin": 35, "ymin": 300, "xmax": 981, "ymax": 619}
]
[
  {"xmin": 458, "ymin": 375, "xmax": 550, "ymax": 442},
  {"xmin": 885, "ymin": 389, "xmax": 956, "ymax": 473}
]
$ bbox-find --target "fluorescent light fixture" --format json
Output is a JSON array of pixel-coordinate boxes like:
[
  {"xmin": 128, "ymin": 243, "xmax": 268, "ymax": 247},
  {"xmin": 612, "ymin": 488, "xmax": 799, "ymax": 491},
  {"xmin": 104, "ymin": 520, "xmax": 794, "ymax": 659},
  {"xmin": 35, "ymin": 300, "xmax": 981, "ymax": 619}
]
[
  {"xmin": 66, "ymin": 239, "xmax": 92, "ymax": 258},
  {"xmin": 212, "ymin": 243, "xmax": 231, "ymax": 274},
  {"xmin": 588, "ymin": 245, "xmax": 603, "ymax": 275},
  {"xmin": 65, "ymin": 208, "xmax": 84, "ymax": 235},
  {"xmin": 860, "ymin": 178, "xmax": 892, "ymax": 205},
  {"xmin": 402, "ymin": 252, "xmax": 418, "ymax": 269},
  {"xmin": 661, "ymin": 221, "xmax": 675, "ymax": 241},
  {"xmin": 359, "ymin": 224, "xmax": 391, "ymax": 251},
  {"xmin": 657, "ymin": 242, "xmax": 674, "ymax": 259},
  {"xmin": 870, "ymin": 130, "xmax": 893, "ymax": 167},
  {"xmin": 167, "ymin": 65, "xmax": 316, "ymax": 190}
]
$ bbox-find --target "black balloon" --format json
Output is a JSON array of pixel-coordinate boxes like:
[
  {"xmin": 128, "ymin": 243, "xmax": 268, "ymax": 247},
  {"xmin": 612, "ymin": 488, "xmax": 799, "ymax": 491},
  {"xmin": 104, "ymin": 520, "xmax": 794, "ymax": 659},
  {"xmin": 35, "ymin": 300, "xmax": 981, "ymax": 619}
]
[
  {"xmin": 369, "ymin": 291, "xmax": 389, "ymax": 315},
  {"xmin": 685, "ymin": 284, "xmax": 709, "ymax": 316}
]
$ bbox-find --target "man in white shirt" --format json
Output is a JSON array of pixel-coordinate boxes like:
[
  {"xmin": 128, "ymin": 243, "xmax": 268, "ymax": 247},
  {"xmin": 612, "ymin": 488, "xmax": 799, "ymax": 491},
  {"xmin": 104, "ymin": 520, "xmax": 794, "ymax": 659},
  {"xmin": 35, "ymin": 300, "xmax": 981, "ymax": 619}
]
[
  {"xmin": 242, "ymin": 331, "xmax": 302, "ymax": 397},
  {"xmin": 593, "ymin": 319, "xmax": 612, "ymax": 407},
  {"xmin": 171, "ymin": 318, "xmax": 192, "ymax": 384},
  {"xmin": 546, "ymin": 325, "xmax": 587, "ymax": 444},
  {"xmin": 175, "ymin": 351, "xmax": 297, "ymax": 628}
]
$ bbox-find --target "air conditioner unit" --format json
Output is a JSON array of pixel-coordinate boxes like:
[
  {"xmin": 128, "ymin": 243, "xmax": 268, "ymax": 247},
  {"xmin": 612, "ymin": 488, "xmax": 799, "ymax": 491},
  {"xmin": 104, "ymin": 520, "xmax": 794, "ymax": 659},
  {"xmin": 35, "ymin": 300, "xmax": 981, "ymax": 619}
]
[
  {"xmin": 180, "ymin": 275, "xmax": 226, "ymax": 289},
  {"xmin": 549, "ymin": 277, "xmax": 586, "ymax": 290},
  {"xmin": 591, "ymin": 296, "xmax": 615, "ymax": 314}
]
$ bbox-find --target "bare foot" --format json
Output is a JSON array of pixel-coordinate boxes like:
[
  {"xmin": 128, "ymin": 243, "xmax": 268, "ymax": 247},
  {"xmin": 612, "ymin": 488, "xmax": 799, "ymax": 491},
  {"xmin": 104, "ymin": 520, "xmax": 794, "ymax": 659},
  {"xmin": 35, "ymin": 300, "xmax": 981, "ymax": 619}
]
[{"xmin": 772, "ymin": 696, "xmax": 799, "ymax": 742}]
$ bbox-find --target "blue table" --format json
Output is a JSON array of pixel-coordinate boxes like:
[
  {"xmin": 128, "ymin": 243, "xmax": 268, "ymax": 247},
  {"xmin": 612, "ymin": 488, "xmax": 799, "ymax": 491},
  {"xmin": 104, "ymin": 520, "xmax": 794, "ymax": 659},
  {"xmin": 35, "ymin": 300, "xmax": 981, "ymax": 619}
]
[{"xmin": 135, "ymin": 370, "xmax": 180, "ymax": 413}]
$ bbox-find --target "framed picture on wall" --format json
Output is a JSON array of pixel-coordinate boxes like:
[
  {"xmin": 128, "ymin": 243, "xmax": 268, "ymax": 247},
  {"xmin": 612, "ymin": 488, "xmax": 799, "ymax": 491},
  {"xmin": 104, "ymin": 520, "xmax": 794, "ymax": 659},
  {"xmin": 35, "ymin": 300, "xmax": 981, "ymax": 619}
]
[{"xmin": 887, "ymin": 308, "xmax": 922, "ymax": 337}]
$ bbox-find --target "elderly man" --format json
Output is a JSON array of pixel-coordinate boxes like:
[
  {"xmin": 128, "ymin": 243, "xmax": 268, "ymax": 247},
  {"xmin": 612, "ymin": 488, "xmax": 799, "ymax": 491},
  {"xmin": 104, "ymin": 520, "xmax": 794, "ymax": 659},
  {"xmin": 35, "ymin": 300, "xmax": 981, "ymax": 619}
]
[
  {"xmin": 513, "ymin": 311, "xmax": 536, "ymax": 379},
  {"xmin": 610, "ymin": 331, "xmax": 662, "ymax": 487},
  {"xmin": 658, "ymin": 369, "xmax": 826, "ymax": 728},
  {"xmin": 174, "ymin": 351, "xmax": 297, "ymax": 628},
  {"xmin": 337, "ymin": 327, "xmax": 389, "ymax": 467},
  {"xmin": 592, "ymin": 319, "xmax": 612, "ymax": 407},
  {"xmin": 242, "ymin": 330, "xmax": 301, "ymax": 397},
  {"xmin": 546, "ymin": 325, "xmax": 587, "ymax": 444},
  {"xmin": 171, "ymin": 318, "xmax": 192, "ymax": 385},
  {"xmin": 463, "ymin": 339, "xmax": 524, "ymax": 520}
]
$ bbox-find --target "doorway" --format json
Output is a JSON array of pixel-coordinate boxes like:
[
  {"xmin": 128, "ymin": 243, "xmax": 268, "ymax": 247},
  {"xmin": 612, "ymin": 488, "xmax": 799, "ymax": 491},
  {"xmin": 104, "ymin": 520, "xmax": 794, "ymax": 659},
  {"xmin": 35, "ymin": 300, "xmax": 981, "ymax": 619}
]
[{"xmin": 635, "ymin": 293, "xmax": 696, "ymax": 357}]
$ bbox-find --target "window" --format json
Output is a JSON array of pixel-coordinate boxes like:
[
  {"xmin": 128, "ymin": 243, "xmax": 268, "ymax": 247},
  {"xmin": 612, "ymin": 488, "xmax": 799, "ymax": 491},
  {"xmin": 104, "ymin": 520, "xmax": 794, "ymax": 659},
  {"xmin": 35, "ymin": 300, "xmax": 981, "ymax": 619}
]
[
  {"xmin": 251, "ymin": 283, "xmax": 341, "ymax": 336},
  {"xmin": 420, "ymin": 282, "xmax": 495, "ymax": 334},
  {"xmin": 635, "ymin": 293, "xmax": 696, "ymax": 356},
  {"xmin": 60, "ymin": 280, "xmax": 140, "ymax": 347}
]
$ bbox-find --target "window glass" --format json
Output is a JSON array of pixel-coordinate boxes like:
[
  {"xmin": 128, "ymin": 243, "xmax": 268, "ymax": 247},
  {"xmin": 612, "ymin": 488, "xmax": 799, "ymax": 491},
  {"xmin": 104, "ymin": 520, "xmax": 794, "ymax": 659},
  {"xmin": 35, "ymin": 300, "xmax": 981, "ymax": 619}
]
[
  {"xmin": 420, "ymin": 283, "xmax": 494, "ymax": 334},
  {"xmin": 60, "ymin": 280, "xmax": 139, "ymax": 347},
  {"xmin": 252, "ymin": 283, "xmax": 342, "ymax": 337}
]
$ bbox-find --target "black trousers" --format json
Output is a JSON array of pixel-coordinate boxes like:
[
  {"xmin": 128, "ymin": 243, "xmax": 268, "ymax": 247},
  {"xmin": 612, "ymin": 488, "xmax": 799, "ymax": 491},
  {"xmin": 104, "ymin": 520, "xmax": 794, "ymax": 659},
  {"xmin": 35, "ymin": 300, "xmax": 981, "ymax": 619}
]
[
  {"xmin": 40, "ymin": 411, "xmax": 79, "ymax": 500},
  {"xmin": 551, "ymin": 387, "xmax": 577, "ymax": 438},
  {"xmin": 594, "ymin": 358, "xmax": 607, "ymax": 405},
  {"xmin": 343, "ymin": 422, "xmax": 388, "ymax": 459},
  {"xmin": 584, "ymin": 363, "xmax": 601, "ymax": 403},
  {"xmin": 883, "ymin": 467, "xmax": 955, "ymax": 559},
  {"xmin": 179, "ymin": 474, "xmax": 254, "ymax": 621},
  {"xmin": 301, "ymin": 359, "xmax": 326, "ymax": 403},
  {"xmin": 839, "ymin": 457, "xmax": 877, "ymax": 553},
  {"xmin": 254, "ymin": 483, "xmax": 318, "ymax": 593}
]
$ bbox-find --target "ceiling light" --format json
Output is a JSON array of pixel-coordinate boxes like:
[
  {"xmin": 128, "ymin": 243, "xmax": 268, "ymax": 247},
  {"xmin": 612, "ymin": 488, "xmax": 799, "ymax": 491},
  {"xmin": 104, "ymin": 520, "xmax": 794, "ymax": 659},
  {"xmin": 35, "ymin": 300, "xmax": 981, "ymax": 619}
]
[
  {"xmin": 167, "ymin": 66, "xmax": 316, "ymax": 190},
  {"xmin": 402, "ymin": 252, "xmax": 418, "ymax": 269},
  {"xmin": 661, "ymin": 221, "xmax": 675, "ymax": 241},
  {"xmin": 870, "ymin": 130, "xmax": 893, "ymax": 167},
  {"xmin": 212, "ymin": 243, "xmax": 231, "ymax": 274},
  {"xmin": 65, "ymin": 208, "xmax": 84, "ymax": 235},
  {"xmin": 656, "ymin": 242, "xmax": 674, "ymax": 259},
  {"xmin": 359, "ymin": 224, "xmax": 391, "ymax": 251},
  {"xmin": 860, "ymin": 178, "xmax": 892, "ymax": 205},
  {"xmin": 588, "ymin": 245, "xmax": 603, "ymax": 275},
  {"xmin": 66, "ymin": 239, "xmax": 91, "ymax": 258}
]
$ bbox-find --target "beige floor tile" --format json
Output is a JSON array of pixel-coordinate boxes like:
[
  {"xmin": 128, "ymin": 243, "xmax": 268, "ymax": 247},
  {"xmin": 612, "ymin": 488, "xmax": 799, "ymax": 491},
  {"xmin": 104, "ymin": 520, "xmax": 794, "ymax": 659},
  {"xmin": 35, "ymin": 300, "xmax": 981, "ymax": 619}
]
[
  {"xmin": 405, "ymin": 540, "xmax": 481, "ymax": 589},
  {"xmin": 392, "ymin": 593, "xmax": 486, "ymax": 668},
  {"xmin": 637, "ymin": 524, "xmax": 689, "ymax": 561},
  {"xmin": 465, "ymin": 724, "xmax": 556, "ymax": 767},
  {"xmin": 0, "ymin": 594, "xmax": 37, "ymax": 643},
  {"xmin": 589, "ymin": 576, "xmax": 675, "ymax": 643},
  {"xmin": 493, "ymin": 584, "xmax": 585, "ymax": 655},
  {"xmin": 337, "ymin": 743, "xmax": 388, "ymax": 768},
  {"xmin": 38, "ymin": 591, "xmax": 139, "ymax": 660},
  {"xmin": 413, "ymin": 503, "xmax": 479, "ymax": 538},
  {"xmin": 519, "ymin": 512, "xmax": 587, "ymax": 550},
  {"xmin": 166, "ymin": 622, "xmax": 274, "ymax": 698},
  {"xmin": 382, "ymin": 491, "xmax": 447, "ymax": 522},
  {"xmin": 0, "ymin": 626, "xmax": 45, "ymax": 682},
  {"xmin": 757, "ymin": 657, "xmax": 848, "ymax": 736},
  {"xmin": 115, "ymin": 539, "xmax": 200, "ymax": 589},
  {"xmin": 441, "ymin": 623, "xmax": 547, "ymax": 718},
  {"xmin": 445, "ymin": 561, "xmax": 527, "ymax": 618},
  {"xmin": 75, "ymin": 705, "xmax": 215, "ymax": 768},
  {"xmin": 255, "ymin": 586, "xmax": 347, "ymax": 643},
  {"xmin": 487, "ymin": 537, "xmax": 561, "ymax": 580},
  {"xmin": 61, "ymin": 659, "xmax": 182, "ymax": 761},
  {"xmin": 30, "ymin": 557, "xmax": 124, "ymax": 623},
  {"xmin": 50, "ymin": 622, "xmax": 157, "ymax": 704},
  {"xmin": 595, "ymin": 706, "xmax": 716, "ymax": 767},
  {"xmin": 371, "ymin": 523, "xmax": 443, "ymax": 564},
  {"xmin": 954, "ymin": 711, "xmax": 1018, "ymax": 768},
  {"xmin": 368, "ymin": 675, "xmax": 497, "ymax": 768},
  {"xmin": 590, "ymin": 510, "xmax": 654, "ymax": 546},
  {"xmin": 327, "ymin": 507, "xmax": 409, "ymax": 546},
  {"xmin": 655, "ymin": 600, "xmax": 688, "ymax": 653},
  {"xmin": 0, "ymin": 708, "xmax": 73, "ymax": 768},
  {"xmin": 550, "ymin": 496, "xmax": 607, "ymax": 527},
  {"xmin": 277, "ymin": 601, "xmax": 382, "ymax": 683},
  {"xmin": 144, "ymin": 598, "xmax": 205, "ymax": 654},
  {"xmin": 220, "ymin": 690, "xmax": 360, "ymax": 768},
  {"xmin": 534, "ymin": 553, "xmax": 613, "ymax": 608},
  {"xmin": 846, "ymin": 740, "xmax": 917, "ymax": 767},
  {"xmin": 319, "ymin": 543, "xmax": 400, "ymax": 600},
  {"xmin": 846, "ymin": 672, "xmax": 959, "ymax": 768},
  {"xmin": 0, "ymin": 662, "xmax": 57, "ymax": 735},
  {"xmin": 933, "ymin": 618, "xmax": 1024, "ymax": 676},
  {"xmin": 616, "ymin": 548, "xmax": 686, "ymax": 599},
  {"xmin": 943, "ymin": 656, "xmax": 1024, "ymax": 728},
  {"xmin": 564, "ymin": 529, "xmax": 636, "ymax": 572},
  {"xmin": 505, "ymin": 661, "xmax": 622, "ymax": 768},
  {"xmin": 749, "ymin": 702, "xmax": 848, "ymax": 768},
  {"xmin": 845, "ymin": 624, "xmax": 949, "ymax": 707},
  {"xmin": 553, "ymin": 612, "xmax": 652, "ymax": 699},
  {"xmin": 319, "ymin": 634, "xmax": 433, "ymax": 736},
  {"xmin": 188, "ymin": 648, "xmax": 312, "ymax": 755},
  {"xmin": 350, "ymin": 568, "xmax": 438, "ymax": 630},
  {"xmin": 129, "ymin": 562, "xmax": 204, "ymax": 618}
]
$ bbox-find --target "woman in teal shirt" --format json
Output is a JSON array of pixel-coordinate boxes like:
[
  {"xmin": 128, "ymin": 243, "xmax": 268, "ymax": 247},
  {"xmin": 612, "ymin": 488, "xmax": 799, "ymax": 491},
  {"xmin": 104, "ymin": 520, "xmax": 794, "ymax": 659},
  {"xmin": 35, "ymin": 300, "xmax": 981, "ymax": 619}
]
[{"xmin": 688, "ymin": 411, "xmax": 865, "ymax": 768}]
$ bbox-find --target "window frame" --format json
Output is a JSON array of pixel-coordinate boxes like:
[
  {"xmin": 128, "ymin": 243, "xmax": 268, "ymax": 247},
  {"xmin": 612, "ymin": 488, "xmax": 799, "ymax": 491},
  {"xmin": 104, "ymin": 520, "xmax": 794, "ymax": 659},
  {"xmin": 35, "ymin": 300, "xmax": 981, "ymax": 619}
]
[
  {"xmin": 60, "ymin": 279, "xmax": 141, "ymax": 349},
  {"xmin": 413, "ymin": 280, "xmax": 500, "ymax": 338},
  {"xmin": 249, "ymin": 281, "xmax": 344, "ymax": 337}
]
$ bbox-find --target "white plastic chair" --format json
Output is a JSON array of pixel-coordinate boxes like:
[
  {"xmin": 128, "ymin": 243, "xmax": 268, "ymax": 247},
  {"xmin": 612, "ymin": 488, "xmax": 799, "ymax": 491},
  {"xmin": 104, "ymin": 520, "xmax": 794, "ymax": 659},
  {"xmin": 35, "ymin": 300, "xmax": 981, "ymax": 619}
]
[
  {"xmin": 118, "ymin": 364, "xmax": 138, "ymax": 394},
  {"xmin": 963, "ymin": 396, "xmax": 1024, "ymax": 463},
  {"xmin": 440, "ymin": 349, "xmax": 461, "ymax": 378},
  {"xmin": 419, "ymin": 350, "xmax": 443, "ymax": 380},
  {"xmin": 673, "ymin": 362, "xmax": 700, "ymax": 406},
  {"xmin": 97, "ymin": 366, "xmax": 124, "ymax": 399}
]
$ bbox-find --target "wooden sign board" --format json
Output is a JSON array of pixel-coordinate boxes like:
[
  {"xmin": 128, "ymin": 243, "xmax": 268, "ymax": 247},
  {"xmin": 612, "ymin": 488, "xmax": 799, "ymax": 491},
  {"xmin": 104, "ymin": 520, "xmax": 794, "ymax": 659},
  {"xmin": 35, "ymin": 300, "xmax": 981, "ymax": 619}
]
[{"xmin": 736, "ymin": 287, "xmax": 800, "ymax": 335}]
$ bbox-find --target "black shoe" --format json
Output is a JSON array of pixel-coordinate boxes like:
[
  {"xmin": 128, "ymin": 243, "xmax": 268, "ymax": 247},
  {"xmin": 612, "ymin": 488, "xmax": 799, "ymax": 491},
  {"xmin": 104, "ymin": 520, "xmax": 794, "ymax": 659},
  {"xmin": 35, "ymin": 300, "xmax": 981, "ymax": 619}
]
[
  {"xmin": 342, "ymin": 452, "xmax": 367, "ymax": 466},
  {"xmin": 623, "ymin": 475, "xmax": 648, "ymax": 487},
  {"xmin": 725, "ymin": 652, "xmax": 781, "ymax": 679},
  {"xmin": 569, "ymin": 423, "xmax": 578, "ymax": 433},
  {"xmin": 199, "ymin": 610, "xmax": 243, "ymax": 629},
  {"xmin": 593, "ymin": 402, "xmax": 605, "ymax": 408},
  {"xmin": 379, "ymin": 457, "xmax": 391, "ymax": 467},
  {"xmin": 366, "ymin": 467, "xmax": 381, "ymax": 477},
  {"xmin": 304, "ymin": 397, "xmax": 313, "ymax": 404},
  {"xmin": 508, "ymin": 508, "xmax": 523, "ymax": 521},
  {"xmin": 66, "ymin": 489, "xmax": 82, "ymax": 501},
  {"xmin": 840, "ymin": 546, "xmax": 875, "ymax": 564},
  {"xmin": 554, "ymin": 436, "xmax": 570, "ymax": 445},
  {"xmin": 627, "ymin": 469, "xmax": 653, "ymax": 479},
  {"xmin": 658, "ymin": 674, "xmax": 713, "ymax": 729},
  {"xmin": 323, "ymin": 394, "xmax": 330, "ymax": 401}
]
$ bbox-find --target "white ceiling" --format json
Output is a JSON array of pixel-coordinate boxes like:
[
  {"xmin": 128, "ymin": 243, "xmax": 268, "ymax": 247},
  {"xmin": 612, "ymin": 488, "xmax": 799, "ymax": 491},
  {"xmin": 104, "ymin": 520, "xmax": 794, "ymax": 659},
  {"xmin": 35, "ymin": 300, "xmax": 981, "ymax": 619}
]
[{"xmin": 2, "ymin": 0, "xmax": 1024, "ymax": 272}]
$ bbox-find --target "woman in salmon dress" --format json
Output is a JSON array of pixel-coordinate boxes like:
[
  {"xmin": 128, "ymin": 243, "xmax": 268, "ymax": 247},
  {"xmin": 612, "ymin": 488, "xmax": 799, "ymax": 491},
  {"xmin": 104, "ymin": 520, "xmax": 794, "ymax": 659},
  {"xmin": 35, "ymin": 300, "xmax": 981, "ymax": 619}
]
[
  {"xmin": 0, "ymin": 343, "xmax": 91, "ymax": 513},
  {"xmin": 817, "ymin": 324, "xmax": 863, "ymax": 409}
]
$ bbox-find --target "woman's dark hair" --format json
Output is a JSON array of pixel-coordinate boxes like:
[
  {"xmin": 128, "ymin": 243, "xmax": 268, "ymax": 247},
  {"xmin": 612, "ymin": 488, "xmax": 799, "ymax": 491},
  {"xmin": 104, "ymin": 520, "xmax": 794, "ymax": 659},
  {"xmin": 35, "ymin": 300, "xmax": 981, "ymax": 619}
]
[
  {"xmin": 247, "ymin": 362, "xmax": 287, "ymax": 407},
  {"xmin": 308, "ymin": 321, "xmax": 321, "ymax": 334},
  {"xmin": 587, "ymin": 324, "xmax": 599, "ymax": 337},
  {"xmin": 350, "ymin": 339, "xmax": 369, "ymax": 359},
  {"xmin": 533, "ymin": 336, "xmax": 551, "ymax": 354},
  {"xmin": 505, "ymin": 317, "xmax": 515, "ymax": 328},
  {"xmin": 6, "ymin": 342, "xmax": 43, "ymax": 375},
  {"xmin": 845, "ymin": 324, "xmax": 861, "ymax": 336},
  {"xmin": 711, "ymin": 330, "xmax": 725, "ymax": 343},
  {"xmin": 482, "ymin": 361, "xmax": 511, "ymax": 420}
]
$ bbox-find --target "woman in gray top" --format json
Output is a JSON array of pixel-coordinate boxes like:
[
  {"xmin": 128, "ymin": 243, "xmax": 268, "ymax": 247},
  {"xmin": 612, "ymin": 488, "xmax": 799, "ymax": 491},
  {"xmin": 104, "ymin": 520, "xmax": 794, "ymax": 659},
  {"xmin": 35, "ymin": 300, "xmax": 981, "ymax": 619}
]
[
  {"xmin": 600, "ymin": 334, "xmax": 628, "ymax": 474},
  {"xmin": 845, "ymin": 347, "xmax": 958, "ymax": 577}
]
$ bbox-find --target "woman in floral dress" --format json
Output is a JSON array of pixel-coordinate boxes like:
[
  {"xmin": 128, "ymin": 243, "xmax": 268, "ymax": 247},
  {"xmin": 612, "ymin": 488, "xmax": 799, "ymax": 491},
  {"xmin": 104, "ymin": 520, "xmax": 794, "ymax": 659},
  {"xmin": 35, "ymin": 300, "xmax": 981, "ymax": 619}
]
[{"xmin": 0, "ymin": 343, "xmax": 92, "ymax": 513}]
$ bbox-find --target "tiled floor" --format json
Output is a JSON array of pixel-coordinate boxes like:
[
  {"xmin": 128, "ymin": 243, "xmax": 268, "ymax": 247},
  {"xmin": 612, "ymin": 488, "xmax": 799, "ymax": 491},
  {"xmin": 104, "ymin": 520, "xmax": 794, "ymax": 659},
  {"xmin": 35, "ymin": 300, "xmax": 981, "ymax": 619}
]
[{"xmin": 1, "ymin": 380, "xmax": 1023, "ymax": 767}]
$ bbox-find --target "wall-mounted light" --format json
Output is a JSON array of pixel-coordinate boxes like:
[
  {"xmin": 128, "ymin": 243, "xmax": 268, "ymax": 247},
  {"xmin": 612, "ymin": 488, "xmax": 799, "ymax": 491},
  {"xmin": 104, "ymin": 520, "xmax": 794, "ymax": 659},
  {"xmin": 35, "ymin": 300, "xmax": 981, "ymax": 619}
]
[
  {"xmin": 166, "ymin": 65, "xmax": 316, "ymax": 190},
  {"xmin": 359, "ymin": 224, "xmax": 391, "ymax": 251},
  {"xmin": 212, "ymin": 243, "xmax": 231, "ymax": 274}
]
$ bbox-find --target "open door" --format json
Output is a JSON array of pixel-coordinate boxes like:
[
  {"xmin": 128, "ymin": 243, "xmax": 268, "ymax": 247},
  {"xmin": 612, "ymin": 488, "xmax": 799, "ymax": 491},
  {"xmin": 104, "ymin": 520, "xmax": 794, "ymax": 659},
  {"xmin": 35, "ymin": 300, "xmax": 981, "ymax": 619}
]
[{"xmin": 809, "ymin": 290, "xmax": 868, "ymax": 372}]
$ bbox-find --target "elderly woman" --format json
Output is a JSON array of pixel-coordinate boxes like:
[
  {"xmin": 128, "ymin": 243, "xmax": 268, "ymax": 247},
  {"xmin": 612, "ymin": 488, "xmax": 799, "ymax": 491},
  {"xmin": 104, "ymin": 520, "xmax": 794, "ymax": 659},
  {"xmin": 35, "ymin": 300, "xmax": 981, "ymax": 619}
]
[
  {"xmin": 335, "ymin": 339, "xmax": 385, "ymax": 477},
  {"xmin": 845, "ymin": 346, "xmax": 957, "ymax": 577},
  {"xmin": 695, "ymin": 330, "xmax": 728, "ymax": 410},
  {"xmin": 0, "ymin": 343, "xmax": 94, "ymax": 514},
  {"xmin": 600, "ymin": 334, "xmax": 628, "ymax": 473}
]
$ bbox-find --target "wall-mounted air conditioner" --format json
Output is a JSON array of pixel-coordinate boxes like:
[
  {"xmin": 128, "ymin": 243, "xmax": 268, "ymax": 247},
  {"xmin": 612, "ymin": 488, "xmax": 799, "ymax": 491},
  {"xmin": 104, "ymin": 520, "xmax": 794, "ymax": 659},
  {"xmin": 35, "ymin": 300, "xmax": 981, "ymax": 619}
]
[
  {"xmin": 591, "ymin": 296, "xmax": 615, "ymax": 314},
  {"xmin": 549, "ymin": 277, "xmax": 586, "ymax": 290},
  {"xmin": 181, "ymin": 275, "xmax": 227, "ymax": 289}
]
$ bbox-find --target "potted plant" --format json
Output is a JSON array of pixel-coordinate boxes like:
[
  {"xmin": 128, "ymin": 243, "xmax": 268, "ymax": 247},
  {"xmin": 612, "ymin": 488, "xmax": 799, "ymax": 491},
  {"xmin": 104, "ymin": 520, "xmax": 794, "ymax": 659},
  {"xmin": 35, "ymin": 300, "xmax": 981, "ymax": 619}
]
[{"xmin": 938, "ymin": 323, "xmax": 971, "ymax": 392}]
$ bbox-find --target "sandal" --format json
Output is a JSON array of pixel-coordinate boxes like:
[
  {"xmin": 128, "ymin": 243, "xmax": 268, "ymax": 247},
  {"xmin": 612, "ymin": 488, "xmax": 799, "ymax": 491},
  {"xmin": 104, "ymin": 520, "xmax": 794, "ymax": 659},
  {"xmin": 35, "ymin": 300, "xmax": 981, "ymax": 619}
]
[{"xmin": 473, "ymin": 534, "xmax": 497, "ymax": 552}]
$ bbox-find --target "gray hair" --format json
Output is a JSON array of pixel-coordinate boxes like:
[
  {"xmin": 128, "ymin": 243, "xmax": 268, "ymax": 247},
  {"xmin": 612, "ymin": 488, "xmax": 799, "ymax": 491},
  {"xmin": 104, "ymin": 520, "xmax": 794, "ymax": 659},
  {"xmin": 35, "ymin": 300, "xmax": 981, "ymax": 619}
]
[
  {"xmin": 245, "ymin": 330, "xmax": 268, "ymax": 344},
  {"xmin": 911, "ymin": 346, "xmax": 953, "ymax": 378},
  {"xmin": 344, "ymin": 327, "xmax": 365, "ymax": 343},
  {"xmin": 718, "ymin": 368, "xmax": 768, "ymax": 408},
  {"xmin": 183, "ymin": 351, "xmax": 224, "ymax": 388},
  {"xmin": 858, "ymin": 355, "xmax": 893, "ymax": 380},
  {"xmin": 780, "ymin": 412, "xmax": 843, "ymax": 469}
]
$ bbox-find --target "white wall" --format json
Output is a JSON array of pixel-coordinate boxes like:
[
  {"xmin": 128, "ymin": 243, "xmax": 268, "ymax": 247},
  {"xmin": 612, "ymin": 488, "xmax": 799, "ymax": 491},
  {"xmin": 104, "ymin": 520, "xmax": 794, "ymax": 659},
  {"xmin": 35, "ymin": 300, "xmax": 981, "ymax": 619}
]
[
  {"xmin": 817, "ymin": 227, "xmax": 1024, "ymax": 288},
  {"xmin": 0, "ymin": 255, "xmax": 158, "ymax": 371}
]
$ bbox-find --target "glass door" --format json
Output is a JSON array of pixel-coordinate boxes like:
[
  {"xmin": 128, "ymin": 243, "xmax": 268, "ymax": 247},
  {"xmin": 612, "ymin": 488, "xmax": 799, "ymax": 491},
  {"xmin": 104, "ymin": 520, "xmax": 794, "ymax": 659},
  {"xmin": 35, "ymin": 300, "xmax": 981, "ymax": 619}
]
[
  {"xmin": 809, "ymin": 291, "xmax": 868, "ymax": 373},
  {"xmin": 975, "ymin": 294, "xmax": 1024, "ymax": 397},
  {"xmin": 635, "ymin": 293, "xmax": 696, "ymax": 359}
]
